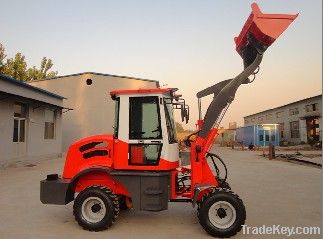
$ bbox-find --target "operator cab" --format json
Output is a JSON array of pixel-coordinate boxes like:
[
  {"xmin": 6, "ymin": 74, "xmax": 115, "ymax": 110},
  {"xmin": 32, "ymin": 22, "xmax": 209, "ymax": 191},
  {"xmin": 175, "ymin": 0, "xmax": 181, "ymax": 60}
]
[{"xmin": 110, "ymin": 88, "xmax": 189, "ymax": 171}]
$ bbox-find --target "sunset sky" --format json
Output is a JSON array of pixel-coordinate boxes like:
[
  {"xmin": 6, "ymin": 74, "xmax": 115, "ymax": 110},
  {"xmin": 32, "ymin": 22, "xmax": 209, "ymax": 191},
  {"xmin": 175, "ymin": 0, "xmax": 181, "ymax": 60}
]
[{"xmin": 1, "ymin": 0, "xmax": 321, "ymax": 129}]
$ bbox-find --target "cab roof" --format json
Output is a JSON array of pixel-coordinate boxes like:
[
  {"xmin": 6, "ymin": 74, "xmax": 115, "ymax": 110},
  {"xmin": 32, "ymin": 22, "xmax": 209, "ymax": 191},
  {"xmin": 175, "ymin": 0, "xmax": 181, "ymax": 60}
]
[{"xmin": 110, "ymin": 88, "xmax": 178, "ymax": 97}]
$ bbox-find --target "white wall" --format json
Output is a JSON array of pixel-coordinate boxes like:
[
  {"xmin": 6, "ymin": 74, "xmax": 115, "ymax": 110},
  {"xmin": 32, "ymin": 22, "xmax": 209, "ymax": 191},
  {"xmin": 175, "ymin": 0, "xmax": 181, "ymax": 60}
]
[
  {"xmin": 0, "ymin": 97, "xmax": 62, "ymax": 167},
  {"xmin": 0, "ymin": 99, "xmax": 13, "ymax": 164},
  {"xmin": 30, "ymin": 74, "xmax": 158, "ymax": 151},
  {"xmin": 27, "ymin": 105, "xmax": 62, "ymax": 159}
]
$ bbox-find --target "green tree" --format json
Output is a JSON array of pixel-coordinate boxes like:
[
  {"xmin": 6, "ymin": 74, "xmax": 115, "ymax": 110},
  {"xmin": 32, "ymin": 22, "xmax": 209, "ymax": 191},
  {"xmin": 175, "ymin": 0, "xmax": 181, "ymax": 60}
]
[
  {"xmin": 0, "ymin": 44, "xmax": 6, "ymax": 73},
  {"xmin": 0, "ymin": 43, "xmax": 58, "ymax": 81},
  {"xmin": 27, "ymin": 57, "xmax": 58, "ymax": 81},
  {"xmin": 2, "ymin": 52, "xmax": 28, "ymax": 81}
]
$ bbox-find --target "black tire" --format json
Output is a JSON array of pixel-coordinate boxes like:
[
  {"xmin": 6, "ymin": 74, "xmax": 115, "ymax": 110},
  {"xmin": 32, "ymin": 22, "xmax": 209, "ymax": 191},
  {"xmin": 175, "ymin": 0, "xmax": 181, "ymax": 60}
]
[
  {"xmin": 73, "ymin": 185, "xmax": 119, "ymax": 231},
  {"xmin": 118, "ymin": 196, "xmax": 130, "ymax": 210},
  {"xmin": 218, "ymin": 179, "xmax": 231, "ymax": 190},
  {"xmin": 198, "ymin": 188, "xmax": 246, "ymax": 238}
]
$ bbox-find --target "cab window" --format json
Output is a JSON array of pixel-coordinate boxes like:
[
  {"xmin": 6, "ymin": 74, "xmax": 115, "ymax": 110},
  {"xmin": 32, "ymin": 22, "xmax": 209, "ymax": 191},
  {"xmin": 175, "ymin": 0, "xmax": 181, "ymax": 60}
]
[{"xmin": 129, "ymin": 96, "xmax": 162, "ymax": 139}]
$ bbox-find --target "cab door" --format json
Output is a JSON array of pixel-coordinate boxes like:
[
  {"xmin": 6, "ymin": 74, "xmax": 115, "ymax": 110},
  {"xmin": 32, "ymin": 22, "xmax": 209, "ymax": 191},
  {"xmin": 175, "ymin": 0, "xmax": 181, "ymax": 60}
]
[{"xmin": 128, "ymin": 96, "xmax": 163, "ymax": 166}]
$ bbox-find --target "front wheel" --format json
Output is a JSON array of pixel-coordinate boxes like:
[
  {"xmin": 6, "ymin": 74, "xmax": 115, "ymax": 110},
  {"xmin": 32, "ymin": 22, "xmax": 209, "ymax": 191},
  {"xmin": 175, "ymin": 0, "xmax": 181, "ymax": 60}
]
[
  {"xmin": 73, "ymin": 185, "xmax": 119, "ymax": 231},
  {"xmin": 198, "ymin": 188, "xmax": 246, "ymax": 238}
]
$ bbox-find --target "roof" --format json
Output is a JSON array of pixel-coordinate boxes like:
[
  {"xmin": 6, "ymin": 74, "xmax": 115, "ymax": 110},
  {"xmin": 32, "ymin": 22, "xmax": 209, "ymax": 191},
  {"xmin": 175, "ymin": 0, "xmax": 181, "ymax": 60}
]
[
  {"xmin": 0, "ymin": 74, "xmax": 65, "ymax": 99},
  {"xmin": 29, "ymin": 72, "xmax": 159, "ymax": 86},
  {"xmin": 244, "ymin": 94, "xmax": 322, "ymax": 118},
  {"xmin": 110, "ymin": 88, "xmax": 177, "ymax": 96}
]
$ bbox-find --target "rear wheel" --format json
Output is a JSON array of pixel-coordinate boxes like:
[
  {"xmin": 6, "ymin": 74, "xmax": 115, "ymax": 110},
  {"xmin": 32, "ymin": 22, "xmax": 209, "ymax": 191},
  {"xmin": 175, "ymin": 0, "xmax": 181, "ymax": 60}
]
[
  {"xmin": 198, "ymin": 188, "xmax": 246, "ymax": 238},
  {"xmin": 73, "ymin": 185, "xmax": 119, "ymax": 231}
]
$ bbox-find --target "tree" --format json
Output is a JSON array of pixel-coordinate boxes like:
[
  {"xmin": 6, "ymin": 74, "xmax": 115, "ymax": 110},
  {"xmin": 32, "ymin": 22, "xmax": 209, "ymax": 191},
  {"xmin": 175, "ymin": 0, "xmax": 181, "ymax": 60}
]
[
  {"xmin": 27, "ymin": 57, "xmax": 58, "ymax": 81},
  {"xmin": 2, "ymin": 52, "xmax": 28, "ymax": 80},
  {"xmin": 0, "ymin": 44, "xmax": 6, "ymax": 73},
  {"xmin": 0, "ymin": 43, "xmax": 58, "ymax": 81}
]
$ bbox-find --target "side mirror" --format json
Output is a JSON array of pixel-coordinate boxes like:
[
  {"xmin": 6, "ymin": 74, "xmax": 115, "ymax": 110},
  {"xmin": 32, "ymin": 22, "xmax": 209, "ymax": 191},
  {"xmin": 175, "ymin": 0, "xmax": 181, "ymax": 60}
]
[
  {"xmin": 185, "ymin": 107, "xmax": 189, "ymax": 124},
  {"xmin": 181, "ymin": 105, "xmax": 185, "ymax": 122}
]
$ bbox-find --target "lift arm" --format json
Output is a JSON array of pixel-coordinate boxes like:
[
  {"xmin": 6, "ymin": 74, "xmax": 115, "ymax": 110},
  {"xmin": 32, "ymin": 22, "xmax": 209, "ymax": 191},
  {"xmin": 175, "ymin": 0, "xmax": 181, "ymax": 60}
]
[
  {"xmin": 197, "ymin": 3, "xmax": 298, "ymax": 139},
  {"xmin": 198, "ymin": 53, "xmax": 262, "ymax": 138}
]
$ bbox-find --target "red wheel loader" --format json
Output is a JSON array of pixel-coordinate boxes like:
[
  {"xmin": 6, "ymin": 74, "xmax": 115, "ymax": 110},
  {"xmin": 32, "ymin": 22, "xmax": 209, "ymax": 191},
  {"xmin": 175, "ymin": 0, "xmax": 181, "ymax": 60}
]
[{"xmin": 40, "ymin": 3, "xmax": 297, "ymax": 237}]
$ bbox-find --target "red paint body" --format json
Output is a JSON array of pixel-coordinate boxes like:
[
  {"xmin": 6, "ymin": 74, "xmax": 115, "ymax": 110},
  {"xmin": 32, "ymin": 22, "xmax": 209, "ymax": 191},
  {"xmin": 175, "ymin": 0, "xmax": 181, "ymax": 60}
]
[{"xmin": 61, "ymin": 121, "xmax": 219, "ymax": 201}]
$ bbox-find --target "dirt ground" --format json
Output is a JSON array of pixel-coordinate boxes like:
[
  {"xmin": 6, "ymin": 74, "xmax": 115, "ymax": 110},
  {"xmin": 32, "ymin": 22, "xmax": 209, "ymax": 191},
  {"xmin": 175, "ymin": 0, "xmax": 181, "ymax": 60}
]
[{"xmin": 0, "ymin": 147, "xmax": 321, "ymax": 239}]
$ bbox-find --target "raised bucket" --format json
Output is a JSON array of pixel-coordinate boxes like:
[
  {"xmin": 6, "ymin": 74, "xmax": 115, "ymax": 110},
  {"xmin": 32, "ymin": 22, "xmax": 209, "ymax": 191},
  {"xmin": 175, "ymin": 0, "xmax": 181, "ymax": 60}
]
[{"xmin": 235, "ymin": 3, "xmax": 298, "ymax": 68}]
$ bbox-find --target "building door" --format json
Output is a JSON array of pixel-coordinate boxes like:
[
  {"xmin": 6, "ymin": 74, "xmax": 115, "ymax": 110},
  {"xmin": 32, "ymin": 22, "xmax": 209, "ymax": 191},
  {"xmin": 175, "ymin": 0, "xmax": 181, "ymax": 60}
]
[
  {"xmin": 306, "ymin": 117, "xmax": 320, "ymax": 144},
  {"xmin": 128, "ymin": 96, "xmax": 163, "ymax": 166},
  {"xmin": 13, "ymin": 103, "xmax": 27, "ymax": 158},
  {"xmin": 258, "ymin": 129, "xmax": 270, "ymax": 146}
]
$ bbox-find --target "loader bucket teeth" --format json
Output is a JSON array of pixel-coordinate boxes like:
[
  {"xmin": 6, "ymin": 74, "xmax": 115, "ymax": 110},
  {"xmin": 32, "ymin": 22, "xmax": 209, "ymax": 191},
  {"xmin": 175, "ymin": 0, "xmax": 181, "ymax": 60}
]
[{"xmin": 234, "ymin": 3, "xmax": 298, "ymax": 68}]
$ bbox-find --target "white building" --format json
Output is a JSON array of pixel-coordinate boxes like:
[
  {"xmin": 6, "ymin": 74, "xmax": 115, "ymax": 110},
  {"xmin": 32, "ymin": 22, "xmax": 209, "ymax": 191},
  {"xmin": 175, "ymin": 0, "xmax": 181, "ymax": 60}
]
[
  {"xmin": 243, "ymin": 95, "xmax": 322, "ymax": 144},
  {"xmin": 29, "ymin": 72, "xmax": 159, "ymax": 151},
  {"xmin": 0, "ymin": 74, "xmax": 64, "ymax": 167}
]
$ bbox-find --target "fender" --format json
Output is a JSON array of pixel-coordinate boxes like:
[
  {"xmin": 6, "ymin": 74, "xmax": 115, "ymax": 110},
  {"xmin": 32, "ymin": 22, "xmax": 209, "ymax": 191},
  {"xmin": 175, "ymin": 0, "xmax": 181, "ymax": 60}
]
[
  {"xmin": 192, "ymin": 184, "xmax": 216, "ymax": 207},
  {"xmin": 69, "ymin": 166, "xmax": 130, "ymax": 197},
  {"xmin": 69, "ymin": 166, "xmax": 112, "ymax": 189}
]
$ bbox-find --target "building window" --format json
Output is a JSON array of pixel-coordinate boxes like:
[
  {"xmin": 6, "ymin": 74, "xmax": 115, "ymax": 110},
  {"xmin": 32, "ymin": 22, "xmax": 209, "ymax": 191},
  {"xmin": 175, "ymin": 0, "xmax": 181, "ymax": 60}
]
[
  {"xmin": 289, "ymin": 108, "xmax": 299, "ymax": 116},
  {"xmin": 290, "ymin": 121, "xmax": 300, "ymax": 138},
  {"xmin": 306, "ymin": 103, "xmax": 318, "ymax": 112},
  {"xmin": 245, "ymin": 119, "xmax": 249, "ymax": 125},
  {"xmin": 14, "ymin": 102, "xmax": 27, "ymax": 118},
  {"xmin": 279, "ymin": 123, "xmax": 284, "ymax": 139},
  {"xmin": 13, "ymin": 103, "xmax": 27, "ymax": 143},
  {"xmin": 44, "ymin": 109, "xmax": 55, "ymax": 139},
  {"xmin": 276, "ymin": 111, "xmax": 284, "ymax": 118},
  {"xmin": 86, "ymin": 78, "xmax": 92, "ymax": 85},
  {"xmin": 258, "ymin": 116, "xmax": 264, "ymax": 123},
  {"xmin": 251, "ymin": 118, "xmax": 255, "ymax": 123}
]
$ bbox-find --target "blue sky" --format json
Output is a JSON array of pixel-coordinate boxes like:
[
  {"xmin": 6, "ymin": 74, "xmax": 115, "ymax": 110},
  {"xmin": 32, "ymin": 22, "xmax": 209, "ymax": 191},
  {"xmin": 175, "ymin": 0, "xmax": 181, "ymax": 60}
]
[{"xmin": 1, "ymin": 0, "xmax": 322, "ymax": 128}]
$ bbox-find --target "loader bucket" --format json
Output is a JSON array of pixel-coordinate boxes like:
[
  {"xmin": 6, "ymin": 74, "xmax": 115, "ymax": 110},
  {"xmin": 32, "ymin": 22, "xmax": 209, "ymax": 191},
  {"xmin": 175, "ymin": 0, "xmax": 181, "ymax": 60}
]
[{"xmin": 235, "ymin": 3, "xmax": 298, "ymax": 68}]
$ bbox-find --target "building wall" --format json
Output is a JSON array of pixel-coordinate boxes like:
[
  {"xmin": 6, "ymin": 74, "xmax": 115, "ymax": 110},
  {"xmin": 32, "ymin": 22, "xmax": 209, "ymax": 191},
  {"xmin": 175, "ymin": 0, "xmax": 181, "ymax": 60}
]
[
  {"xmin": 236, "ymin": 124, "xmax": 280, "ymax": 147},
  {"xmin": 27, "ymin": 104, "xmax": 62, "ymax": 159},
  {"xmin": 0, "ymin": 99, "xmax": 13, "ymax": 163},
  {"xmin": 244, "ymin": 95, "xmax": 322, "ymax": 144},
  {"xmin": 30, "ymin": 73, "xmax": 159, "ymax": 151},
  {"xmin": 0, "ymin": 97, "xmax": 62, "ymax": 167}
]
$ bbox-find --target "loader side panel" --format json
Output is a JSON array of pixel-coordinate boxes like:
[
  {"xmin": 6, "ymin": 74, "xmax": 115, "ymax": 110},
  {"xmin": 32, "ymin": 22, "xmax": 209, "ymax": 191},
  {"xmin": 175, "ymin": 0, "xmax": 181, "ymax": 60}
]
[{"xmin": 111, "ymin": 171, "xmax": 170, "ymax": 211}]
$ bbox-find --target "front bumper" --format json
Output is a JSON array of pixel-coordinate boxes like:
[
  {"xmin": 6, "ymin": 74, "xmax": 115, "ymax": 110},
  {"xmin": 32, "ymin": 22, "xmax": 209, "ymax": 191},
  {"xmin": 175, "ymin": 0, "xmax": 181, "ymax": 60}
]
[{"xmin": 40, "ymin": 174, "xmax": 74, "ymax": 205}]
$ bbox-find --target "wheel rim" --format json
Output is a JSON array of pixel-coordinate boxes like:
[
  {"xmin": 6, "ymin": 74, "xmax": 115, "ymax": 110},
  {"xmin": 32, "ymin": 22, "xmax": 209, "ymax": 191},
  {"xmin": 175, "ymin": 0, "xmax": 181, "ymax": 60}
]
[
  {"xmin": 208, "ymin": 200, "xmax": 236, "ymax": 229},
  {"xmin": 81, "ymin": 197, "xmax": 107, "ymax": 223}
]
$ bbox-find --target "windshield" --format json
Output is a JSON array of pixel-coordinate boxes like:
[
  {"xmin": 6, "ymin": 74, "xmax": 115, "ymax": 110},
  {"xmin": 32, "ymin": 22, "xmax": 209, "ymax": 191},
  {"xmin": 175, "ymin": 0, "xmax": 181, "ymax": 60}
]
[{"xmin": 164, "ymin": 98, "xmax": 177, "ymax": 144}]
